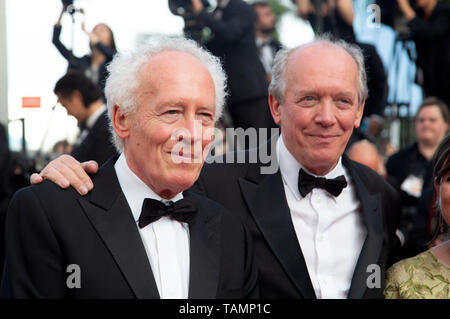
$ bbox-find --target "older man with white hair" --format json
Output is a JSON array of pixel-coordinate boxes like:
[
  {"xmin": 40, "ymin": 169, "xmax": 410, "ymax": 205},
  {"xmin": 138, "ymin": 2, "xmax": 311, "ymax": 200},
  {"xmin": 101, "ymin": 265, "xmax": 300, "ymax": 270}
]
[{"xmin": 0, "ymin": 37, "xmax": 258, "ymax": 299}]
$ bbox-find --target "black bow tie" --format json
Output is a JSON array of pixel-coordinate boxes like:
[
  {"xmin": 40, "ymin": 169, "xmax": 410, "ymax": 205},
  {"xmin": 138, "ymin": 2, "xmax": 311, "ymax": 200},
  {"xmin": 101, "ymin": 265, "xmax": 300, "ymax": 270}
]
[
  {"xmin": 298, "ymin": 168, "xmax": 347, "ymax": 197},
  {"xmin": 138, "ymin": 198, "xmax": 198, "ymax": 228}
]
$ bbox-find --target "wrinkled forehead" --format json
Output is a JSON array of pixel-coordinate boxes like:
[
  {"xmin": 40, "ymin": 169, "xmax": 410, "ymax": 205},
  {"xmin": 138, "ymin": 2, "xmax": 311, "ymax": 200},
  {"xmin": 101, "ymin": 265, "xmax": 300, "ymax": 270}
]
[
  {"xmin": 288, "ymin": 43, "xmax": 357, "ymax": 72},
  {"xmin": 285, "ymin": 43, "xmax": 358, "ymax": 88},
  {"xmin": 135, "ymin": 50, "xmax": 216, "ymax": 102},
  {"xmin": 140, "ymin": 50, "xmax": 211, "ymax": 82}
]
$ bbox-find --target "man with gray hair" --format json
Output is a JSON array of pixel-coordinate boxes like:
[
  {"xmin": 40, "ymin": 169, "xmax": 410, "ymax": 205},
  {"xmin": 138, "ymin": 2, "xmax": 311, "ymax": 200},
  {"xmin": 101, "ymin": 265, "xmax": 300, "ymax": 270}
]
[
  {"xmin": 1, "ymin": 36, "xmax": 258, "ymax": 299},
  {"xmin": 192, "ymin": 36, "xmax": 399, "ymax": 299},
  {"xmin": 29, "ymin": 36, "xmax": 400, "ymax": 299}
]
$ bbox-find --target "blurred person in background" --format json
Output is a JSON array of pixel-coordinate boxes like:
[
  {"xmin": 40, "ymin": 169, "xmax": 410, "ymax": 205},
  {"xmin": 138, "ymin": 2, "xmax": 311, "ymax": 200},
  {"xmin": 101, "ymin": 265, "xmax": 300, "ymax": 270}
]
[
  {"xmin": 385, "ymin": 133, "xmax": 450, "ymax": 299},
  {"xmin": 190, "ymin": 0, "xmax": 277, "ymax": 134},
  {"xmin": 296, "ymin": 0, "xmax": 355, "ymax": 41},
  {"xmin": 346, "ymin": 139, "xmax": 387, "ymax": 177},
  {"xmin": 54, "ymin": 71, "xmax": 117, "ymax": 165},
  {"xmin": 252, "ymin": 1, "xmax": 282, "ymax": 84},
  {"xmin": 296, "ymin": 0, "xmax": 388, "ymax": 140},
  {"xmin": 386, "ymin": 97, "xmax": 449, "ymax": 258},
  {"xmin": 53, "ymin": 4, "xmax": 117, "ymax": 96},
  {"xmin": 397, "ymin": 0, "xmax": 450, "ymax": 108}
]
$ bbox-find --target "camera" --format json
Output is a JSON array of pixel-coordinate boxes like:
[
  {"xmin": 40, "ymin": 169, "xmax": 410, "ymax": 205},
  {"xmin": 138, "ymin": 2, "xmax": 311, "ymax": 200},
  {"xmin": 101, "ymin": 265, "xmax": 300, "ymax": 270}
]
[
  {"xmin": 168, "ymin": 0, "xmax": 211, "ymax": 44},
  {"xmin": 61, "ymin": 0, "xmax": 73, "ymax": 8},
  {"xmin": 168, "ymin": 0, "xmax": 210, "ymax": 16},
  {"xmin": 61, "ymin": 0, "xmax": 84, "ymax": 15}
]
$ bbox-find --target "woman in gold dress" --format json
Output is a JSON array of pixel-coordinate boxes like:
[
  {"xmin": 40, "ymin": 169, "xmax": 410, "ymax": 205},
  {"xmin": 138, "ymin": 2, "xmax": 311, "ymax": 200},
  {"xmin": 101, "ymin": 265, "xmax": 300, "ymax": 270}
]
[{"xmin": 385, "ymin": 134, "xmax": 450, "ymax": 299}]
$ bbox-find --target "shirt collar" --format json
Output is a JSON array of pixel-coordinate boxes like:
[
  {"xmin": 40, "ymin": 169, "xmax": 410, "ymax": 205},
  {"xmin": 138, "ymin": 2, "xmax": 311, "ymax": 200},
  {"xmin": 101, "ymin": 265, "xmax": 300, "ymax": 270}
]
[
  {"xmin": 114, "ymin": 153, "xmax": 183, "ymax": 222},
  {"xmin": 256, "ymin": 37, "xmax": 270, "ymax": 46},
  {"xmin": 85, "ymin": 104, "xmax": 106, "ymax": 129},
  {"xmin": 277, "ymin": 134, "xmax": 345, "ymax": 201}
]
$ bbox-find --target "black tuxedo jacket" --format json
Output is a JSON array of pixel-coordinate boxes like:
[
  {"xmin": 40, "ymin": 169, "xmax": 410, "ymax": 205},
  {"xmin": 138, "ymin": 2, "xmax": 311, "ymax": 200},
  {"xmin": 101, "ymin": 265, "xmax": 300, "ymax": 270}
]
[
  {"xmin": 71, "ymin": 111, "xmax": 118, "ymax": 166},
  {"xmin": 198, "ymin": 0, "xmax": 268, "ymax": 105},
  {"xmin": 193, "ymin": 149, "xmax": 401, "ymax": 299},
  {"xmin": 1, "ymin": 158, "xmax": 258, "ymax": 299}
]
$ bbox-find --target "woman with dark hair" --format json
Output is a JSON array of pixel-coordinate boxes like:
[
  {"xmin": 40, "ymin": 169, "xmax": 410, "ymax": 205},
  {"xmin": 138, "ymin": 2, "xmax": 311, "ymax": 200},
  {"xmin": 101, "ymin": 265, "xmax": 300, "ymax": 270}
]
[
  {"xmin": 52, "ymin": 5, "xmax": 117, "ymax": 95},
  {"xmin": 385, "ymin": 134, "xmax": 450, "ymax": 299}
]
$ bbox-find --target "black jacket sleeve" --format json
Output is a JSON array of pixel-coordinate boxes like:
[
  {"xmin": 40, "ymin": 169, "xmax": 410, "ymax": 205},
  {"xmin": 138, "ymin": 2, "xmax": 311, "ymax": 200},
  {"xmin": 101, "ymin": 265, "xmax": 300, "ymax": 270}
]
[
  {"xmin": 52, "ymin": 25, "xmax": 74, "ymax": 62},
  {"xmin": 0, "ymin": 187, "xmax": 67, "ymax": 298}
]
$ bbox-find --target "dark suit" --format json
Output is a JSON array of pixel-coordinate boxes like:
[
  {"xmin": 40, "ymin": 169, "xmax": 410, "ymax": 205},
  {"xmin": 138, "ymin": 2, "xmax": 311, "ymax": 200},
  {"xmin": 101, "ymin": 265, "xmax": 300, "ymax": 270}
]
[
  {"xmin": 197, "ymin": 0, "xmax": 274, "ymax": 131},
  {"xmin": 1, "ymin": 158, "xmax": 258, "ymax": 299},
  {"xmin": 71, "ymin": 111, "xmax": 118, "ymax": 166},
  {"xmin": 192, "ymin": 147, "xmax": 400, "ymax": 299}
]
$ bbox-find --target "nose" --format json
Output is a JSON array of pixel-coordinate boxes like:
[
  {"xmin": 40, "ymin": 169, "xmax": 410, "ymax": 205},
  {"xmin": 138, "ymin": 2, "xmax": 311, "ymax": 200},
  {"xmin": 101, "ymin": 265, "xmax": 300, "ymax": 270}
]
[
  {"xmin": 187, "ymin": 115, "xmax": 203, "ymax": 143},
  {"xmin": 314, "ymin": 99, "xmax": 336, "ymax": 127},
  {"xmin": 175, "ymin": 113, "xmax": 203, "ymax": 144}
]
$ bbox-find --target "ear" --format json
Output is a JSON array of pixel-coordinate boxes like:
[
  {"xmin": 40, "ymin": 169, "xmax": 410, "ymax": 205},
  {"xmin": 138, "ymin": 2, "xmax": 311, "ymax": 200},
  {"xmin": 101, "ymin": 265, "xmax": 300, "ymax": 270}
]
[
  {"xmin": 112, "ymin": 105, "xmax": 131, "ymax": 140},
  {"xmin": 71, "ymin": 90, "xmax": 83, "ymax": 103},
  {"xmin": 353, "ymin": 99, "xmax": 365, "ymax": 129},
  {"xmin": 269, "ymin": 94, "xmax": 282, "ymax": 125}
]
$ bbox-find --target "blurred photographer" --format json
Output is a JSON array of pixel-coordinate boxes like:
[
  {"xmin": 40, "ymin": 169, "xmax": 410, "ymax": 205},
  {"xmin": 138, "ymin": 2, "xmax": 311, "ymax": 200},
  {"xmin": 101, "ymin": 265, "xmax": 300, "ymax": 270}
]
[
  {"xmin": 188, "ymin": 0, "xmax": 276, "ymax": 133},
  {"xmin": 52, "ymin": 2, "xmax": 117, "ymax": 96},
  {"xmin": 296, "ymin": 0, "xmax": 355, "ymax": 42},
  {"xmin": 397, "ymin": 0, "xmax": 450, "ymax": 108}
]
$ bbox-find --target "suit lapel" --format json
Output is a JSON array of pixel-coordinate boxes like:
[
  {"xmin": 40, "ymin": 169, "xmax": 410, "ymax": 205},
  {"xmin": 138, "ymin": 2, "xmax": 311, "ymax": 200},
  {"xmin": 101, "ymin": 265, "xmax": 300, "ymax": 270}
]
[
  {"xmin": 185, "ymin": 192, "xmax": 220, "ymax": 299},
  {"xmin": 343, "ymin": 156, "xmax": 384, "ymax": 299},
  {"xmin": 78, "ymin": 158, "xmax": 160, "ymax": 299},
  {"xmin": 239, "ymin": 165, "xmax": 316, "ymax": 299}
]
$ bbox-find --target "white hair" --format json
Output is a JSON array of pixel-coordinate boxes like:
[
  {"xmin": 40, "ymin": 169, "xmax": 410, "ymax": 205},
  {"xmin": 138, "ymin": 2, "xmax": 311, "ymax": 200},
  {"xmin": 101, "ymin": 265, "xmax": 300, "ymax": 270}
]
[
  {"xmin": 268, "ymin": 34, "xmax": 368, "ymax": 105},
  {"xmin": 104, "ymin": 36, "xmax": 227, "ymax": 152}
]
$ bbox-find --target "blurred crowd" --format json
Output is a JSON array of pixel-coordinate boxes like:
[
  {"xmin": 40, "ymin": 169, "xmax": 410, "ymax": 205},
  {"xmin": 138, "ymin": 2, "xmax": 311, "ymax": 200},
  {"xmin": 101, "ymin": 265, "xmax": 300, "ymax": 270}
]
[{"xmin": 0, "ymin": 0, "xmax": 449, "ymax": 298}]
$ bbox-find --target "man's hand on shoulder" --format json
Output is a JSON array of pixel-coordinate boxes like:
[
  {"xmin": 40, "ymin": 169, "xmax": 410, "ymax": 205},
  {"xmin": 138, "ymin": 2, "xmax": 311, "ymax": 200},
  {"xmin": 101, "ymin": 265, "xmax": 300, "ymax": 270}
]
[{"xmin": 30, "ymin": 154, "xmax": 98, "ymax": 195}]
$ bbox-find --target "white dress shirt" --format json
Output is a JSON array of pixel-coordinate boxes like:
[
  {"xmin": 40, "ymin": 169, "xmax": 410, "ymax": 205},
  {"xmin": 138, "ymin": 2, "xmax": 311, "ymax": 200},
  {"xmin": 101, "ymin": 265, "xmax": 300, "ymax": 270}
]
[
  {"xmin": 85, "ymin": 104, "xmax": 106, "ymax": 129},
  {"xmin": 277, "ymin": 136, "xmax": 367, "ymax": 299},
  {"xmin": 256, "ymin": 38, "xmax": 275, "ymax": 74},
  {"xmin": 114, "ymin": 153, "xmax": 190, "ymax": 299}
]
